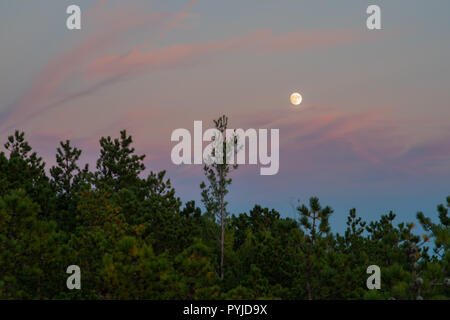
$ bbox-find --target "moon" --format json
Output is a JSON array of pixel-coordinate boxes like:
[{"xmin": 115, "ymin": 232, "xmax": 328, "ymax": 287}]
[{"xmin": 290, "ymin": 92, "xmax": 302, "ymax": 106}]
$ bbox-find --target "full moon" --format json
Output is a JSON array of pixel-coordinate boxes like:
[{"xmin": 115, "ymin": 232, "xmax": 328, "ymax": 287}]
[{"xmin": 290, "ymin": 92, "xmax": 302, "ymax": 106}]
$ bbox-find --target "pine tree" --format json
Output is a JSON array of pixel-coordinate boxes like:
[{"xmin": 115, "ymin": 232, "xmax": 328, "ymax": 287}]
[
  {"xmin": 50, "ymin": 140, "xmax": 90, "ymax": 198},
  {"xmin": 297, "ymin": 197, "xmax": 333, "ymax": 300},
  {"xmin": 50, "ymin": 140, "xmax": 90, "ymax": 231},
  {"xmin": 200, "ymin": 115, "xmax": 238, "ymax": 280},
  {"xmin": 3, "ymin": 131, "xmax": 54, "ymax": 218},
  {"xmin": 95, "ymin": 130, "xmax": 145, "ymax": 192},
  {"xmin": 417, "ymin": 197, "xmax": 450, "ymax": 298}
]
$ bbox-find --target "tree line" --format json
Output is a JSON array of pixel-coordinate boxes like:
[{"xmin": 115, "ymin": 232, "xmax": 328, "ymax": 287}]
[{"xmin": 0, "ymin": 116, "xmax": 448, "ymax": 299}]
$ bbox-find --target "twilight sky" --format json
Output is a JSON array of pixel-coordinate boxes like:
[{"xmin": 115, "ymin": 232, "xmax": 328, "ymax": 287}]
[{"xmin": 1, "ymin": 0, "xmax": 450, "ymax": 232}]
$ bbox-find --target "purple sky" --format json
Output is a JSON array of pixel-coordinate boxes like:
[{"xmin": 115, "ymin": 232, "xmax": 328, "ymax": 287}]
[{"xmin": 1, "ymin": 1, "xmax": 450, "ymax": 232}]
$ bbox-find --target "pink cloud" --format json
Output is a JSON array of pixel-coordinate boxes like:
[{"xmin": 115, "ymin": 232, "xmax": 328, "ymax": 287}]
[
  {"xmin": 0, "ymin": 2, "xmax": 194, "ymax": 134},
  {"xmin": 1, "ymin": 0, "xmax": 366, "ymax": 135},
  {"xmin": 229, "ymin": 105, "xmax": 404, "ymax": 168},
  {"xmin": 85, "ymin": 30, "xmax": 269, "ymax": 78},
  {"xmin": 85, "ymin": 28, "xmax": 364, "ymax": 79}
]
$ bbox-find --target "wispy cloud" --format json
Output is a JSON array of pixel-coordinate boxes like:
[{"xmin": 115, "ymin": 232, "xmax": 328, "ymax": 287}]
[
  {"xmin": 85, "ymin": 28, "xmax": 364, "ymax": 79},
  {"xmin": 1, "ymin": 0, "xmax": 366, "ymax": 134},
  {"xmin": 228, "ymin": 105, "xmax": 450, "ymax": 178},
  {"xmin": 0, "ymin": 1, "xmax": 196, "ymax": 133}
]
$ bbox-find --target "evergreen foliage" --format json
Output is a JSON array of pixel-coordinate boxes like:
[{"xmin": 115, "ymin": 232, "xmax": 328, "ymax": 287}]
[{"xmin": 0, "ymin": 128, "xmax": 448, "ymax": 300}]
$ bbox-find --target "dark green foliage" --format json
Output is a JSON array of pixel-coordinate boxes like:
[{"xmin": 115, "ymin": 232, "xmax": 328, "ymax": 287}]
[
  {"xmin": 0, "ymin": 129, "xmax": 448, "ymax": 300},
  {"xmin": 50, "ymin": 140, "xmax": 90, "ymax": 231},
  {"xmin": 200, "ymin": 115, "xmax": 238, "ymax": 280},
  {"xmin": 95, "ymin": 130, "xmax": 145, "ymax": 192},
  {"xmin": 2, "ymin": 131, "xmax": 55, "ymax": 218}
]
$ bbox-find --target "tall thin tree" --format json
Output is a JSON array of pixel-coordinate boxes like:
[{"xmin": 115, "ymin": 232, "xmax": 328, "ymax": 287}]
[{"xmin": 200, "ymin": 115, "xmax": 239, "ymax": 280}]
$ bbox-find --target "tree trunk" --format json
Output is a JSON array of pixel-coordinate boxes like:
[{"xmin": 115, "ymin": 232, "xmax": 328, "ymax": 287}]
[
  {"xmin": 306, "ymin": 213, "xmax": 316, "ymax": 300},
  {"xmin": 306, "ymin": 273, "xmax": 312, "ymax": 300},
  {"xmin": 220, "ymin": 195, "xmax": 225, "ymax": 280}
]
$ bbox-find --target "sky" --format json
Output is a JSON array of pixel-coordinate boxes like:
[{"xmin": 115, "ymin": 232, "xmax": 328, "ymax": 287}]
[{"xmin": 1, "ymin": 0, "xmax": 450, "ymax": 233}]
